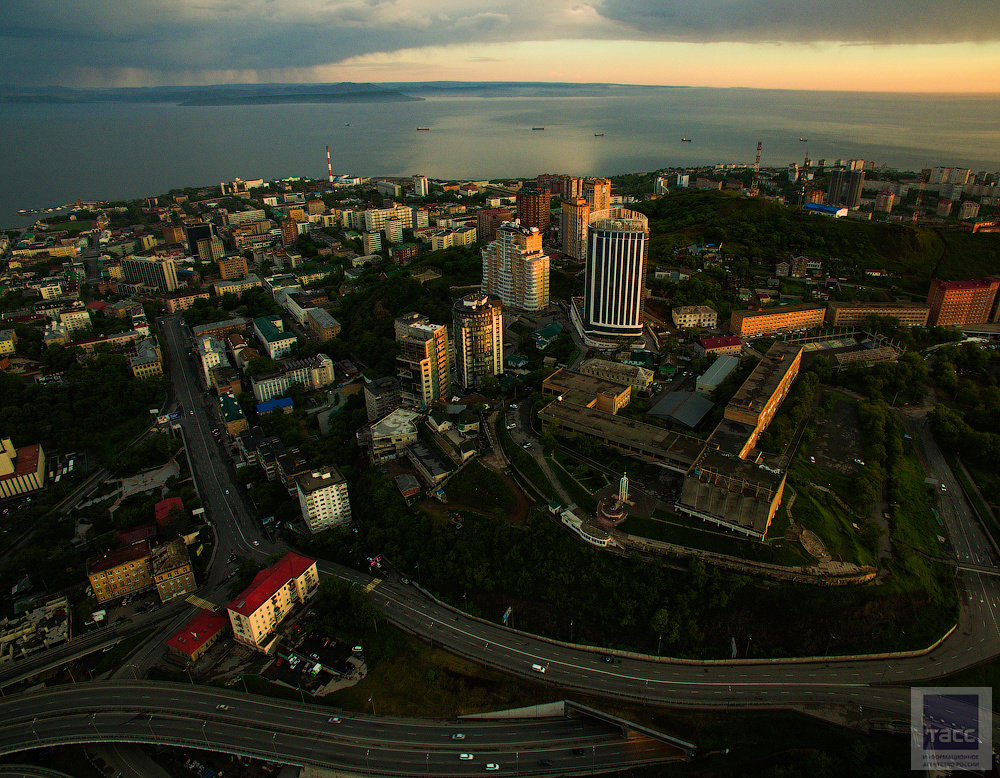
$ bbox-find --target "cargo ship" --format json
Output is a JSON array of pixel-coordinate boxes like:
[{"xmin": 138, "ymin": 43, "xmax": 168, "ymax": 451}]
[
  {"xmin": 532, "ymin": 127, "xmax": 544, "ymax": 131},
  {"xmin": 681, "ymin": 138, "xmax": 692, "ymax": 142},
  {"xmin": 417, "ymin": 127, "xmax": 431, "ymax": 131}
]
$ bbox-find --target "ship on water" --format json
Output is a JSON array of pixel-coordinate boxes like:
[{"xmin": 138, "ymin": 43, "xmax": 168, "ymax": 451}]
[
  {"xmin": 594, "ymin": 133, "xmax": 604, "ymax": 137},
  {"xmin": 532, "ymin": 127, "xmax": 544, "ymax": 131},
  {"xmin": 417, "ymin": 127, "xmax": 430, "ymax": 131},
  {"xmin": 681, "ymin": 138, "xmax": 692, "ymax": 142}
]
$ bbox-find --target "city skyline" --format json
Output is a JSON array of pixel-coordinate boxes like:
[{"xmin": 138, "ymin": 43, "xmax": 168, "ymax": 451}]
[{"xmin": 2, "ymin": 0, "xmax": 999, "ymax": 92}]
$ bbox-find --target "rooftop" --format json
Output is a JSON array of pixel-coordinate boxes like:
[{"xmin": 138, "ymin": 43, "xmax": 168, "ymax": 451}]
[
  {"xmin": 296, "ymin": 465, "xmax": 347, "ymax": 494},
  {"xmin": 87, "ymin": 540, "xmax": 151, "ymax": 575},
  {"xmin": 727, "ymin": 343, "xmax": 802, "ymax": 414},
  {"xmin": 165, "ymin": 609, "xmax": 228, "ymax": 656},
  {"xmin": 227, "ymin": 551, "xmax": 316, "ymax": 617},
  {"xmin": 150, "ymin": 538, "xmax": 191, "ymax": 575}
]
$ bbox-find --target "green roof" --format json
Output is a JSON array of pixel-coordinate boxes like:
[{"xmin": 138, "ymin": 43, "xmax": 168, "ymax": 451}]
[{"xmin": 217, "ymin": 393, "xmax": 246, "ymax": 423}]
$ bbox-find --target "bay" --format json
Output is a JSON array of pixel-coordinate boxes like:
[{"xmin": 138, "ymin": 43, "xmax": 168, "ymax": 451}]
[{"xmin": 2, "ymin": 86, "xmax": 998, "ymax": 229}]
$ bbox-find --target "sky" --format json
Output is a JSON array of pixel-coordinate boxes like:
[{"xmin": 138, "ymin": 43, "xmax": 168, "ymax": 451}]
[{"xmin": 3, "ymin": 0, "xmax": 1000, "ymax": 92}]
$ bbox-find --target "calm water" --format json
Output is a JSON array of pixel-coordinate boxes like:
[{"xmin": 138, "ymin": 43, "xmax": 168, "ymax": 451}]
[{"xmin": 3, "ymin": 87, "xmax": 999, "ymax": 228}]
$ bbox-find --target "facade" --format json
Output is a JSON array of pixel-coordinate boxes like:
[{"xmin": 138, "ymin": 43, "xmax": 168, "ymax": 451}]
[
  {"xmin": 295, "ymin": 466, "xmax": 352, "ymax": 533},
  {"xmin": 253, "ymin": 315, "xmax": 297, "ymax": 358},
  {"xmin": 164, "ymin": 289, "xmax": 210, "ymax": 313},
  {"xmin": 305, "ymin": 308, "xmax": 341, "ymax": 341},
  {"xmin": 413, "ymin": 175, "xmax": 429, "ymax": 196},
  {"xmin": 476, "ymin": 208, "xmax": 513, "ymax": 242},
  {"xmin": 281, "ymin": 218, "xmax": 299, "ymax": 247},
  {"xmin": 227, "ymin": 552, "xmax": 319, "ymax": 651},
  {"xmin": 218, "ymin": 254, "xmax": 249, "ymax": 280},
  {"xmin": 583, "ymin": 178, "xmax": 611, "ymax": 212},
  {"xmin": 515, "ymin": 188, "xmax": 551, "ymax": 232},
  {"xmin": 874, "ymin": 190, "xmax": 896, "ymax": 213},
  {"xmin": 729, "ymin": 304, "xmax": 826, "ymax": 338},
  {"xmin": 825, "ymin": 169, "xmax": 846, "ymax": 206},
  {"xmin": 130, "ymin": 338, "xmax": 163, "ymax": 379},
  {"xmin": 578, "ymin": 358, "xmax": 653, "ymax": 391},
  {"xmin": 453, "ymin": 293, "xmax": 504, "ymax": 391},
  {"xmin": 150, "ymin": 539, "xmax": 197, "ymax": 603},
  {"xmin": 250, "ymin": 354, "xmax": 336, "ymax": 403},
  {"xmin": 695, "ymin": 335, "xmax": 743, "ymax": 356},
  {"xmin": 59, "ymin": 307, "xmax": 91, "ymax": 334},
  {"xmin": 845, "ymin": 169, "xmax": 866, "ymax": 209},
  {"xmin": 196, "ymin": 335, "xmax": 230, "ymax": 387},
  {"xmin": 212, "ymin": 274, "xmax": 262, "ymax": 297},
  {"xmin": 196, "ymin": 236, "xmax": 226, "ymax": 264},
  {"xmin": 537, "ymin": 173, "xmax": 582, "ymax": 200},
  {"xmin": 395, "ymin": 314, "xmax": 450, "ymax": 409},
  {"xmin": 363, "ymin": 231, "xmax": 382, "ymax": 254},
  {"xmin": 926, "ymin": 277, "xmax": 1000, "ymax": 326},
  {"xmin": 481, "ymin": 222, "xmax": 550, "ymax": 312},
  {"xmin": 121, "ymin": 255, "xmax": 179, "ymax": 292},
  {"xmin": 0, "ymin": 439, "xmax": 46, "ymax": 499},
  {"xmin": 87, "ymin": 541, "xmax": 153, "ymax": 605},
  {"xmin": 364, "ymin": 376, "xmax": 401, "ymax": 421},
  {"xmin": 825, "ymin": 301, "xmax": 931, "ymax": 328},
  {"xmin": 671, "ymin": 305, "xmax": 717, "ymax": 330},
  {"xmin": 0, "ymin": 329, "xmax": 16, "ymax": 355},
  {"xmin": 582, "ymin": 209, "xmax": 649, "ymax": 346},
  {"xmin": 560, "ymin": 198, "xmax": 590, "ymax": 260}
]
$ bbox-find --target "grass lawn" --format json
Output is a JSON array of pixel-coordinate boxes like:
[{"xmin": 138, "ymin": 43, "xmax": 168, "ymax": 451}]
[
  {"xmin": 890, "ymin": 454, "xmax": 947, "ymax": 557},
  {"xmin": 547, "ymin": 453, "xmax": 598, "ymax": 514}
]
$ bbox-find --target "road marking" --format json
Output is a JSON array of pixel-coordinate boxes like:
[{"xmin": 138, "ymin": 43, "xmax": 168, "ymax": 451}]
[{"xmin": 364, "ymin": 579, "xmax": 381, "ymax": 593}]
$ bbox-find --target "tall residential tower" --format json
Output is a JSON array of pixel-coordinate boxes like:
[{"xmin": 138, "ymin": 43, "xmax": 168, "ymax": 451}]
[
  {"xmin": 481, "ymin": 222, "xmax": 550, "ymax": 312},
  {"xmin": 395, "ymin": 313, "xmax": 450, "ymax": 409},
  {"xmin": 453, "ymin": 293, "xmax": 503, "ymax": 391}
]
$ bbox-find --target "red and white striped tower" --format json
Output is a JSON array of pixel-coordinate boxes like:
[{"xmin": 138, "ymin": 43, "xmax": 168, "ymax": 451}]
[{"xmin": 326, "ymin": 145, "xmax": 333, "ymax": 183}]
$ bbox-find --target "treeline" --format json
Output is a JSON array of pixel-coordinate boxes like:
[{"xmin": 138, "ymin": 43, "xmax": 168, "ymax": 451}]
[{"xmin": 853, "ymin": 400, "xmax": 902, "ymax": 515}]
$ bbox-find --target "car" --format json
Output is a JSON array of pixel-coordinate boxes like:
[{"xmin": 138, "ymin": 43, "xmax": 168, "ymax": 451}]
[
  {"xmin": 459, "ymin": 754, "xmax": 474, "ymax": 760},
  {"xmin": 215, "ymin": 704, "xmax": 229, "ymax": 711},
  {"xmin": 940, "ymin": 483, "xmax": 947, "ymax": 492},
  {"xmin": 537, "ymin": 760, "xmax": 553, "ymax": 767},
  {"xmin": 510, "ymin": 404, "xmax": 518, "ymax": 409},
  {"xmin": 572, "ymin": 748, "xmax": 585, "ymax": 756},
  {"xmin": 485, "ymin": 764, "xmax": 500, "ymax": 772},
  {"xmin": 600, "ymin": 655, "xmax": 614, "ymax": 663},
  {"xmin": 253, "ymin": 540, "xmax": 259, "ymax": 546},
  {"xmin": 522, "ymin": 442, "xmax": 531, "ymax": 449},
  {"xmin": 400, "ymin": 578, "xmax": 410, "ymax": 585},
  {"xmin": 275, "ymin": 658, "xmax": 282, "ymax": 667},
  {"xmin": 452, "ymin": 733, "xmax": 466, "ymax": 740},
  {"xmin": 353, "ymin": 645, "xmax": 364, "ymax": 653},
  {"xmin": 809, "ymin": 456, "xmax": 815, "ymax": 463},
  {"xmin": 506, "ymin": 423, "xmax": 516, "ymax": 429},
  {"xmin": 328, "ymin": 716, "xmax": 341, "ymax": 723},
  {"xmin": 189, "ymin": 410, "xmax": 194, "ymax": 415},
  {"xmin": 225, "ymin": 489, "xmax": 230, "ymax": 495},
  {"xmin": 853, "ymin": 458, "xmax": 865, "ymax": 466}
]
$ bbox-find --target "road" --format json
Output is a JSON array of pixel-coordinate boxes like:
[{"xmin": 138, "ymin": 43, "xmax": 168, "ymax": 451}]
[{"xmin": 0, "ymin": 682, "xmax": 684, "ymax": 775}]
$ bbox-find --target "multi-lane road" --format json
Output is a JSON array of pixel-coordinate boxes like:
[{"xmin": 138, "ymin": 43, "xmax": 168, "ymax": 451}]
[
  {"xmin": 0, "ymin": 682, "xmax": 684, "ymax": 774},
  {"xmin": 8, "ymin": 314, "xmax": 999, "ymax": 766}
]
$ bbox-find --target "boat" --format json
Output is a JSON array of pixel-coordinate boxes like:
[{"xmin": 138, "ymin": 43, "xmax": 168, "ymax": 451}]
[
  {"xmin": 532, "ymin": 127, "xmax": 545, "ymax": 131},
  {"xmin": 594, "ymin": 133, "xmax": 604, "ymax": 137},
  {"xmin": 799, "ymin": 137, "xmax": 808, "ymax": 142},
  {"xmin": 344, "ymin": 123, "xmax": 349, "ymax": 126},
  {"xmin": 417, "ymin": 127, "xmax": 430, "ymax": 131},
  {"xmin": 681, "ymin": 138, "xmax": 692, "ymax": 142}
]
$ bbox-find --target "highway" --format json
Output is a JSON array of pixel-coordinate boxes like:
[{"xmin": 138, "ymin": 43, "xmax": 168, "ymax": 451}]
[
  {"xmin": 6, "ymin": 316, "xmax": 994, "ymax": 767},
  {"xmin": 0, "ymin": 682, "xmax": 684, "ymax": 775}
]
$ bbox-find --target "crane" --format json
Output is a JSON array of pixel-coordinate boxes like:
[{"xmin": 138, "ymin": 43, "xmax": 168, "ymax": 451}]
[{"xmin": 912, "ymin": 171, "xmax": 926, "ymax": 223}]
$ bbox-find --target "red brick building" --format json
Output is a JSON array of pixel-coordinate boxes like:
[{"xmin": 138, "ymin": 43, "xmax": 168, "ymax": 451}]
[{"xmin": 925, "ymin": 277, "xmax": 1000, "ymax": 326}]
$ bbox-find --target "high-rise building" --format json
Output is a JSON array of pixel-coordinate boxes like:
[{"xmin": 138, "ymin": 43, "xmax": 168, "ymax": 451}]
[
  {"xmin": 295, "ymin": 466, "xmax": 352, "ymax": 533},
  {"xmin": 560, "ymin": 198, "xmax": 590, "ymax": 260},
  {"xmin": 477, "ymin": 208, "xmax": 513, "ymax": 242},
  {"xmin": 515, "ymin": 188, "xmax": 551, "ymax": 232},
  {"xmin": 582, "ymin": 209, "xmax": 648, "ymax": 346},
  {"xmin": 874, "ymin": 190, "xmax": 895, "ymax": 213},
  {"xmin": 196, "ymin": 236, "xmax": 225, "ymax": 264},
  {"xmin": 185, "ymin": 223, "xmax": 215, "ymax": 251},
  {"xmin": 281, "ymin": 218, "xmax": 299, "ymax": 247},
  {"xmin": 121, "ymin": 255, "xmax": 179, "ymax": 292},
  {"xmin": 481, "ymin": 222, "xmax": 550, "ymax": 312},
  {"xmin": 926, "ymin": 277, "xmax": 1000, "ymax": 326},
  {"xmin": 395, "ymin": 314, "xmax": 450, "ymax": 409},
  {"xmin": 826, "ymin": 169, "xmax": 846, "ymax": 206},
  {"xmin": 583, "ymin": 178, "xmax": 611, "ymax": 212},
  {"xmin": 846, "ymin": 170, "xmax": 866, "ymax": 209},
  {"xmin": 412, "ymin": 175, "xmax": 429, "ymax": 197},
  {"xmin": 453, "ymin": 293, "xmax": 503, "ymax": 391},
  {"xmin": 163, "ymin": 224, "xmax": 186, "ymax": 245},
  {"xmin": 364, "ymin": 376, "xmax": 401, "ymax": 421},
  {"xmin": 537, "ymin": 174, "xmax": 582, "ymax": 200}
]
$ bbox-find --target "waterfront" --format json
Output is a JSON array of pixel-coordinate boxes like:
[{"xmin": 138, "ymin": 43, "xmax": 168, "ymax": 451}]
[{"xmin": 2, "ymin": 85, "xmax": 999, "ymax": 227}]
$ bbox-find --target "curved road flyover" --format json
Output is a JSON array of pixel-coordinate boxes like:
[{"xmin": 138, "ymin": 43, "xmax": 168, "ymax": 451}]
[
  {"xmin": 0, "ymin": 768, "xmax": 76, "ymax": 778},
  {"xmin": 0, "ymin": 681, "xmax": 687, "ymax": 776}
]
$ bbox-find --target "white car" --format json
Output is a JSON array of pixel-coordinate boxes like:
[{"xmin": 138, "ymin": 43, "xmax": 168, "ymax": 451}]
[
  {"xmin": 452, "ymin": 733, "xmax": 465, "ymax": 740},
  {"xmin": 485, "ymin": 764, "xmax": 500, "ymax": 772},
  {"xmin": 459, "ymin": 754, "xmax": 474, "ymax": 760}
]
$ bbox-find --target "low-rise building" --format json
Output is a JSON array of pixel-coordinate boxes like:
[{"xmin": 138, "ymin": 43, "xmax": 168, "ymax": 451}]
[
  {"xmin": 671, "ymin": 305, "xmax": 718, "ymax": 330},
  {"xmin": 253, "ymin": 315, "xmax": 297, "ymax": 359},
  {"xmin": 227, "ymin": 552, "xmax": 319, "ymax": 652},
  {"xmin": 305, "ymin": 308, "xmax": 341, "ymax": 342},
  {"xmin": 695, "ymin": 355, "xmax": 740, "ymax": 395},
  {"xmin": 250, "ymin": 353, "xmax": 335, "ymax": 402},
  {"xmin": 166, "ymin": 609, "xmax": 229, "ymax": 664},
  {"xmin": 729, "ymin": 304, "xmax": 825, "ymax": 338},
  {"xmin": 363, "ymin": 408, "xmax": 421, "ymax": 462},
  {"xmin": 578, "ymin": 358, "xmax": 654, "ymax": 391},
  {"xmin": 151, "ymin": 539, "xmax": 197, "ymax": 603},
  {"xmin": 130, "ymin": 338, "xmax": 163, "ymax": 379},
  {"xmin": 695, "ymin": 335, "xmax": 742, "ymax": 357},
  {"xmin": 542, "ymin": 368, "xmax": 631, "ymax": 415},
  {"xmin": 87, "ymin": 541, "xmax": 153, "ymax": 605},
  {"xmin": 0, "ymin": 330, "xmax": 16, "ymax": 355},
  {"xmin": 364, "ymin": 376, "xmax": 401, "ymax": 421},
  {"xmin": 218, "ymin": 392, "xmax": 249, "ymax": 439},
  {"xmin": 0, "ymin": 438, "xmax": 46, "ymax": 500},
  {"xmin": 825, "ymin": 301, "xmax": 930, "ymax": 328}
]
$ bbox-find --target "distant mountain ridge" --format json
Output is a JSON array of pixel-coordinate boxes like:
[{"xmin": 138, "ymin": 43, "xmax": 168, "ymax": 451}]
[{"xmin": 0, "ymin": 81, "xmax": 687, "ymax": 106}]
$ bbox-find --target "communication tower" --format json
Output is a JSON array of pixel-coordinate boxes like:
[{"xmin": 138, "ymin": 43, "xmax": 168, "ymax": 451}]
[{"xmin": 749, "ymin": 140, "xmax": 762, "ymax": 197}]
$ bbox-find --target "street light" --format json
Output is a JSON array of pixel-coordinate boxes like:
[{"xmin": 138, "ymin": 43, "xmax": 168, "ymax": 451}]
[{"xmin": 369, "ymin": 696, "xmax": 377, "ymax": 716}]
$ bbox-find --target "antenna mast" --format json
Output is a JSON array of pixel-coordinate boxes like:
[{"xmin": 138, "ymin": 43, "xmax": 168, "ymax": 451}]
[{"xmin": 750, "ymin": 140, "xmax": 762, "ymax": 197}]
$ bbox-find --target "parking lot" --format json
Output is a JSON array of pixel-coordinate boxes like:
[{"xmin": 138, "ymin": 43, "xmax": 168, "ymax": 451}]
[{"xmin": 262, "ymin": 633, "xmax": 364, "ymax": 695}]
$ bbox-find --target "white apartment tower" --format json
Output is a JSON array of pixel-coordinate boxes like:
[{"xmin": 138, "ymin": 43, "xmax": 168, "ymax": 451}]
[
  {"xmin": 295, "ymin": 466, "xmax": 352, "ymax": 533},
  {"xmin": 481, "ymin": 222, "xmax": 550, "ymax": 312},
  {"xmin": 413, "ymin": 175, "xmax": 429, "ymax": 197},
  {"xmin": 453, "ymin": 293, "xmax": 503, "ymax": 391},
  {"xmin": 583, "ymin": 209, "xmax": 649, "ymax": 346}
]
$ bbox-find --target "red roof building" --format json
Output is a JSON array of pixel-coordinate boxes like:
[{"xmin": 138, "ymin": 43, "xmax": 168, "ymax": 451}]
[
  {"xmin": 116, "ymin": 522, "xmax": 158, "ymax": 546},
  {"xmin": 696, "ymin": 335, "xmax": 743, "ymax": 357},
  {"xmin": 166, "ymin": 609, "xmax": 229, "ymax": 663},
  {"xmin": 226, "ymin": 552, "xmax": 318, "ymax": 651},
  {"xmin": 154, "ymin": 496, "xmax": 185, "ymax": 528}
]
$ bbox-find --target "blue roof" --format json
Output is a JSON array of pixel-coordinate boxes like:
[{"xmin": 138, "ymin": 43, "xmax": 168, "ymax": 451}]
[{"xmin": 257, "ymin": 397, "xmax": 294, "ymax": 413}]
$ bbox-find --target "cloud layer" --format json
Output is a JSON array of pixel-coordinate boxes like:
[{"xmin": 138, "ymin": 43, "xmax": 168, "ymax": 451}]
[{"xmin": 2, "ymin": 0, "xmax": 998, "ymax": 86}]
